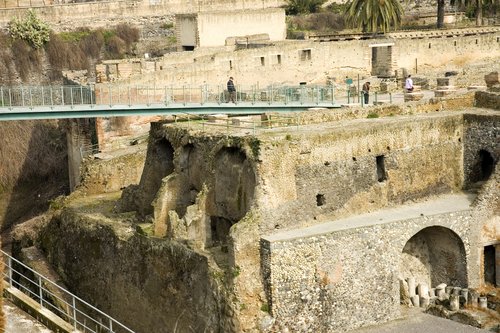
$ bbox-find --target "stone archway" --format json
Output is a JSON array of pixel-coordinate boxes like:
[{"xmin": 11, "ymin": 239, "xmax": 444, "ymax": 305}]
[{"xmin": 400, "ymin": 226, "xmax": 467, "ymax": 290}]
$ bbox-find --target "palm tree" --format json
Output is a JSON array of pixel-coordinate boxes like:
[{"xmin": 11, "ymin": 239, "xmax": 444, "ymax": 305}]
[{"xmin": 344, "ymin": 0, "xmax": 404, "ymax": 33}]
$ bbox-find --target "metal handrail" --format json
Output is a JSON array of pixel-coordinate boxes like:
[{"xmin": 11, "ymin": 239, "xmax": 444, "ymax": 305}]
[
  {"xmin": 0, "ymin": 84, "xmax": 338, "ymax": 110},
  {"xmin": 2, "ymin": 250, "xmax": 135, "ymax": 333}
]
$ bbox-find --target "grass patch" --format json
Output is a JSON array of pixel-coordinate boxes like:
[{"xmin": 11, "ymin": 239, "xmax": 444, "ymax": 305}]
[{"xmin": 367, "ymin": 112, "xmax": 379, "ymax": 118}]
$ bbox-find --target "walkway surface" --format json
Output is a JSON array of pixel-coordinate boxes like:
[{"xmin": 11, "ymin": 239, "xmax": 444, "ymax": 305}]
[
  {"xmin": 351, "ymin": 308, "xmax": 491, "ymax": 333},
  {"xmin": 3, "ymin": 300, "xmax": 52, "ymax": 333},
  {"xmin": 264, "ymin": 192, "xmax": 476, "ymax": 242}
]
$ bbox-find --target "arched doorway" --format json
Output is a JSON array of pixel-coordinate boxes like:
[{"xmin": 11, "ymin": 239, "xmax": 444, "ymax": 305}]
[
  {"xmin": 400, "ymin": 226, "xmax": 467, "ymax": 290},
  {"xmin": 469, "ymin": 149, "xmax": 496, "ymax": 183}
]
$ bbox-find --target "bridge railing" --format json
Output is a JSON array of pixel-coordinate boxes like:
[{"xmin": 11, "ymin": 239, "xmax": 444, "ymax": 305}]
[
  {"xmin": 0, "ymin": 84, "xmax": 337, "ymax": 109},
  {"xmin": 2, "ymin": 250, "xmax": 135, "ymax": 333}
]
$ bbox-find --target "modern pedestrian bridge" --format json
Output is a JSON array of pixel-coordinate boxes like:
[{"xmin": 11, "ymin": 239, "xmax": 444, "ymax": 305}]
[{"xmin": 0, "ymin": 84, "xmax": 342, "ymax": 121}]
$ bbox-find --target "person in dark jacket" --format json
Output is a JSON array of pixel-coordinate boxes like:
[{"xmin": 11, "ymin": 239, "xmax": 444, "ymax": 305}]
[
  {"xmin": 362, "ymin": 81, "xmax": 370, "ymax": 105},
  {"xmin": 227, "ymin": 77, "xmax": 236, "ymax": 103}
]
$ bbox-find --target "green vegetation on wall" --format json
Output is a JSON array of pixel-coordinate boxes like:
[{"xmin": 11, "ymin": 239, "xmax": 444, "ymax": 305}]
[{"xmin": 1, "ymin": 14, "xmax": 140, "ymax": 83}]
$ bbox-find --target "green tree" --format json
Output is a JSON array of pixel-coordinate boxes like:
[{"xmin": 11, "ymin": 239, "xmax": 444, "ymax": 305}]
[
  {"xmin": 285, "ymin": 0, "xmax": 327, "ymax": 15},
  {"xmin": 450, "ymin": 0, "xmax": 499, "ymax": 26},
  {"xmin": 344, "ymin": 0, "xmax": 403, "ymax": 33},
  {"xmin": 8, "ymin": 10, "xmax": 50, "ymax": 48}
]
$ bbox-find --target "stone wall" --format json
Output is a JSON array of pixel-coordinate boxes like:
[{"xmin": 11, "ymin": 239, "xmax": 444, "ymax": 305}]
[
  {"xmin": 0, "ymin": 0, "xmax": 285, "ymax": 31},
  {"xmin": 475, "ymin": 91, "xmax": 500, "ymax": 110},
  {"xmin": 176, "ymin": 8, "xmax": 286, "ymax": 49},
  {"xmin": 463, "ymin": 113, "xmax": 499, "ymax": 188},
  {"xmin": 97, "ymin": 27, "xmax": 500, "ymax": 88},
  {"xmin": 254, "ymin": 114, "xmax": 465, "ymax": 232},
  {"xmin": 261, "ymin": 209, "xmax": 474, "ymax": 332}
]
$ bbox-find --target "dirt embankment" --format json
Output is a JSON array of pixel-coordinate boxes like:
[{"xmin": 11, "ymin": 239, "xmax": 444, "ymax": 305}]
[{"xmin": 0, "ymin": 120, "xmax": 69, "ymax": 236}]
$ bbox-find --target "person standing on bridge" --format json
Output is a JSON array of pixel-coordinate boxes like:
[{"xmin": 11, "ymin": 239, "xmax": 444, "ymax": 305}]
[
  {"xmin": 362, "ymin": 81, "xmax": 370, "ymax": 105},
  {"xmin": 227, "ymin": 76, "xmax": 236, "ymax": 103}
]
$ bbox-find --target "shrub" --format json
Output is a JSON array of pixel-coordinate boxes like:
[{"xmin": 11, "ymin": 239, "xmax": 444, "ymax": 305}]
[
  {"xmin": 310, "ymin": 12, "xmax": 345, "ymax": 31},
  {"xmin": 8, "ymin": 9, "xmax": 50, "ymax": 49},
  {"xmin": 106, "ymin": 35, "xmax": 126, "ymax": 59},
  {"xmin": 285, "ymin": 0, "xmax": 326, "ymax": 15},
  {"xmin": 115, "ymin": 23, "xmax": 139, "ymax": 52},
  {"xmin": 160, "ymin": 22, "xmax": 174, "ymax": 29},
  {"xmin": 59, "ymin": 28, "xmax": 90, "ymax": 42},
  {"xmin": 367, "ymin": 112, "xmax": 379, "ymax": 118},
  {"xmin": 80, "ymin": 30, "xmax": 104, "ymax": 59}
]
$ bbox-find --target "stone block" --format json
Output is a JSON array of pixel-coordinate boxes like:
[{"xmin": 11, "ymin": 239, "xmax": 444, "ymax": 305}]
[
  {"xmin": 404, "ymin": 92, "xmax": 424, "ymax": 102},
  {"xmin": 434, "ymin": 89, "xmax": 456, "ymax": 97},
  {"xmin": 437, "ymin": 77, "xmax": 454, "ymax": 87},
  {"xmin": 417, "ymin": 283, "xmax": 429, "ymax": 298},
  {"xmin": 484, "ymin": 71, "xmax": 499, "ymax": 87},
  {"xmin": 490, "ymin": 84, "xmax": 500, "ymax": 92},
  {"xmin": 467, "ymin": 85, "xmax": 487, "ymax": 91},
  {"xmin": 207, "ymin": 114, "xmax": 228, "ymax": 123}
]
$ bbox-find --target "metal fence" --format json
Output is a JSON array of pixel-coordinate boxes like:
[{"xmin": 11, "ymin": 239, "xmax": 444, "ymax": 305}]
[
  {"xmin": 0, "ymin": 84, "xmax": 338, "ymax": 109},
  {"xmin": 2, "ymin": 250, "xmax": 135, "ymax": 333}
]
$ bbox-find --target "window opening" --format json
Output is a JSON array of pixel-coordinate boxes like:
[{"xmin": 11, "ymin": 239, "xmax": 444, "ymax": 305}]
[
  {"xmin": 260, "ymin": 57, "xmax": 265, "ymax": 66},
  {"xmin": 277, "ymin": 54, "xmax": 282, "ymax": 64},
  {"xmin": 376, "ymin": 155, "xmax": 387, "ymax": 182},
  {"xmin": 316, "ymin": 194, "xmax": 326, "ymax": 206},
  {"xmin": 300, "ymin": 49, "xmax": 312, "ymax": 61},
  {"xmin": 484, "ymin": 245, "xmax": 496, "ymax": 286}
]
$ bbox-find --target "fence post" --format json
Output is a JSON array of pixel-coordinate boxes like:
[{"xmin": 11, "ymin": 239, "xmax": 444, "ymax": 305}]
[
  {"xmin": 8, "ymin": 88, "xmax": 12, "ymax": 108},
  {"xmin": 89, "ymin": 84, "xmax": 94, "ymax": 106},
  {"xmin": 61, "ymin": 86, "xmax": 65, "ymax": 106},
  {"xmin": 80, "ymin": 86, "xmax": 83, "ymax": 105},
  {"xmin": 41, "ymin": 87, "xmax": 45, "ymax": 106},
  {"xmin": 29, "ymin": 87, "xmax": 33, "ymax": 108},
  {"xmin": 38, "ymin": 276, "xmax": 43, "ymax": 307},
  {"xmin": 50, "ymin": 87, "xmax": 53, "ymax": 107},
  {"xmin": 0, "ymin": 87, "xmax": 3, "ymax": 107},
  {"xmin": 390, "ymin": 92, "xmax": 392, "ymax": 103},
  {"xmin": 70, "ymin": 87, "xmax": 74, "ymax": 107},
  {"xmin": 72, "ymin": 296, "xmax": 77, "ymax": 330},
  {"xmin": 8, "ymin": 257, "xmax": 12, "ymax": 287}
]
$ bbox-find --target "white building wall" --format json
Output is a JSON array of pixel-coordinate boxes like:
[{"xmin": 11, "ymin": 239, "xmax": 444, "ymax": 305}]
[{"xmin": 196, "ymin": 8, "xmax": 286, "ymax": 47}]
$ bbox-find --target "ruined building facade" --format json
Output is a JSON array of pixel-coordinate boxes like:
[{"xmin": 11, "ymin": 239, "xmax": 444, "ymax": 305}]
[{"xmin": 31, "ymin": 89, "xmax": 499, "ymax": 332}]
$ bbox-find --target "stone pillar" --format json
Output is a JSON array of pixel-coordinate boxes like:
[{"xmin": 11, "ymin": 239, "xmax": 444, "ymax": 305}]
[
  {"xmin": 450, "ymin": 295, "xmax": 460, "ymax": 311},
  {"xmin": 478, "ymin": 296, "xmax": 488, "ymax": 309},
  {"xmin": 407, "ymin": 277, "xmax": 416, "ymax": 297},
  {"xmin": 417, "ymin": 283, "xmax": 429, "ymax": 298},
  {"xmin": 460, "ymin": 289, "xmax": 468, "ymax": 304},
  {"xmin": 66, "ymin": 120, "xmax": 83, "ymax": 191}
]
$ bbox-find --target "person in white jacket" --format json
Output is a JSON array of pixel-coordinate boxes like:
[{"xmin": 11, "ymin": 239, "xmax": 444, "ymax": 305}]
[{"xmin": 405, "ymin": 75, "xmax": 414, "ymax": 92}]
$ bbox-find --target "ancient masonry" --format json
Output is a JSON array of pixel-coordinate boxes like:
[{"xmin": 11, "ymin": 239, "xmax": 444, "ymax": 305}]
[{"xmin": 30, "ymin": 84, "xmax": 498, "ymax": 332}]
